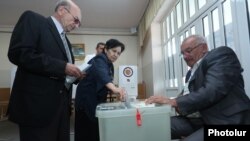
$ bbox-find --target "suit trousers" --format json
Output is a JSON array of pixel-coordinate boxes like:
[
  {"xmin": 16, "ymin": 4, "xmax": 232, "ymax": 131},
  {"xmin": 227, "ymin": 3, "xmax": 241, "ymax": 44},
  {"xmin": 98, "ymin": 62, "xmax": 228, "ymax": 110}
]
[
  {"xmin": 19, "ymin": 88, "xmax": 70, "ymax": 141},
  {"xmin": 171, "ymin": 116, "xmax": 204, "ymax": 141},
  {"xmin": 74, "ymin": 108, "xmax": 99, "ymax": 141}
]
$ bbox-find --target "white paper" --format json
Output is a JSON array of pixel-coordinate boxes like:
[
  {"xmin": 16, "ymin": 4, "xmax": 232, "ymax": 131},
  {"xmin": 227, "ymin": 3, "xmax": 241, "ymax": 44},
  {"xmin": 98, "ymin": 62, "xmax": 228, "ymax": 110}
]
[
  {"xmin": 129, "ymin": 100, "xmax": 155, "ymax": 108},
  {"xmin": 66, "ymin": 63, "xmax": 92, "ymax": 84},
  {"xmin": 84, "ymin": 54, "xmax": 96, "ymax": 64}
]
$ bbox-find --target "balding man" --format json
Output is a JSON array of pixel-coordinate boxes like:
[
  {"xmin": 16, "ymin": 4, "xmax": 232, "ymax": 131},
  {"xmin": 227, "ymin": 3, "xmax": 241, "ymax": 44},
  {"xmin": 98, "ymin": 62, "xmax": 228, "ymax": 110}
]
[
  {"xmin": 146, "ymin": 35, "xmax": 250, "ymax": 141},
  {"xmin": 7, "ymin": 1, "xmax": 83, "ymax": 141}
]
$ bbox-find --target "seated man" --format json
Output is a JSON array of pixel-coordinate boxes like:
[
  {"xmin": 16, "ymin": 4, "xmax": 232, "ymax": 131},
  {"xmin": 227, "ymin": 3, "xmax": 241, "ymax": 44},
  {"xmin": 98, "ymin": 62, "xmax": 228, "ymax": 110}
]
[{"xmin": 146, "ymin": 34, "xmax": 250, "ymax": 141}]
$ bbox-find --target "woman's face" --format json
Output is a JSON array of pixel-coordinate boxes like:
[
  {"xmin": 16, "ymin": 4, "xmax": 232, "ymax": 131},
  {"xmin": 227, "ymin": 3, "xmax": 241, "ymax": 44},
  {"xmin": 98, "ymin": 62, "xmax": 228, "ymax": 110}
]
[{"xmin": 105, "ymin": 46, "xmax": 122, "ymax": 62}]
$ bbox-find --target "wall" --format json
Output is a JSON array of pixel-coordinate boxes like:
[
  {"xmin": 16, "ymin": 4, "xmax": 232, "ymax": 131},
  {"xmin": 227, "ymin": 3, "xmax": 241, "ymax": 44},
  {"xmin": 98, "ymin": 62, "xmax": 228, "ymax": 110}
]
[
  {"xmin": 68, "ymin": 34, "xmax": 140, "ymax": 84},
  {"xmin": 141, "ymin": 32, "xmax": 154, "ymax": 98},
  {"xmin": 150, "ymin": 23, "xmax": 166, "ymax": 96},
  {"xmin": 0, "ymin": 31, "xmax": 141, "ymax": 88},
  {"xmin": 0, "ymin": 33, "xmax": 12, "ymax": 88},
  {"xmin": 140, "ymin": 23, "xmax": 166, "ymax": 98},
  {"xmin": 139, "ymin": 0, "xmax": 176, "ymax": 98}
]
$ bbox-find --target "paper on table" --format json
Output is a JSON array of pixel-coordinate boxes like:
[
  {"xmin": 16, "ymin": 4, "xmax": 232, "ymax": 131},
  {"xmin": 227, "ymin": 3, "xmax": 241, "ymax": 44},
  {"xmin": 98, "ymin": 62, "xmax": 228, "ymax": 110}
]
[
  {"xmin": 66, "ymin": 63, "xmax": 92, "ymax": 84},
  {"xmin": 130, "ymin": 101, "xmax": 155, "ymax": 108}
]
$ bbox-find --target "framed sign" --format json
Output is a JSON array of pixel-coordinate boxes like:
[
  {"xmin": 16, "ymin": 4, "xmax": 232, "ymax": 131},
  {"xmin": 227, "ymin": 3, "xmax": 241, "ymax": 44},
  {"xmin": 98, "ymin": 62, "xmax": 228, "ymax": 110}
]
[{"xmin": 71, "ymin": 44, "xmax": 85, "ymax": 61}]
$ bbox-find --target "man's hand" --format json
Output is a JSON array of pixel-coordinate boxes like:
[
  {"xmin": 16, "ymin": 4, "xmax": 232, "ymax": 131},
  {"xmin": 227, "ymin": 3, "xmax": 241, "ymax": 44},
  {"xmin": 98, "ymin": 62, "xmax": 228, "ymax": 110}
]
[
  {"xmin": 145, "ymin": 95, "xmax": 177, "ymax": 107},
  {"xmin": 65, "ymin": 63, "xmax": 84, "ymax": 79}
]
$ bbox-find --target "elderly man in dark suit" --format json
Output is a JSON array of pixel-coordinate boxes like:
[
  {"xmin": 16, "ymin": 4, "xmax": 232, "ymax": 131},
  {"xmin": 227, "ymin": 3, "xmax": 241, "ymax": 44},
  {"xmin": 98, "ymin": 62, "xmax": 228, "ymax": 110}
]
[
  {"xmin": 146, "ymin": 34, "xmax": 250, "ymax": 141},
  {"xmin": 7, "ymin": 1, "xmax": 83, "ymax": 141}
]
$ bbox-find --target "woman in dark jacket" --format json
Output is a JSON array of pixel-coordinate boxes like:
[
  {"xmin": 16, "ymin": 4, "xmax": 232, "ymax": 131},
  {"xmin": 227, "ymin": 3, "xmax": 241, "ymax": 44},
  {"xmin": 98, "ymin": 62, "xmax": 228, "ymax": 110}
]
[{"xmin": 74, "ymin": 39, "xmax": 126, "ymax": 141}]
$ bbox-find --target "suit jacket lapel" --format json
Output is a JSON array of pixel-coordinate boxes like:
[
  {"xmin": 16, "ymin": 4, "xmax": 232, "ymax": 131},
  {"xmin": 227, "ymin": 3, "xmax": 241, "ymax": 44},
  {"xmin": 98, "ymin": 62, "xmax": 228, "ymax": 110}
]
[
  {"xmin": 188, "ymin": 58, "xmax": 206, "ymax": 92},
  {"xmin": 47, "ymin": 17, "xmax": 68, "ymax": 59},
  {"xmin": 188, "ymin": 67, "xmax": 199, "ymax": 92}
]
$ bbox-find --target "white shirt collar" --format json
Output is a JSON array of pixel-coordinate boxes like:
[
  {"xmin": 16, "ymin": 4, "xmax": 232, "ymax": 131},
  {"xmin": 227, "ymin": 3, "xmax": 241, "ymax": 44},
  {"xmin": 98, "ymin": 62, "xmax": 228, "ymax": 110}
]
[
  {"xmin": 51, "ymin": 16, "xmax": 64, "ymax": 34},
  {"xmin": 189, "ymin": 54, "xmax": 207, "ymax": 80}
]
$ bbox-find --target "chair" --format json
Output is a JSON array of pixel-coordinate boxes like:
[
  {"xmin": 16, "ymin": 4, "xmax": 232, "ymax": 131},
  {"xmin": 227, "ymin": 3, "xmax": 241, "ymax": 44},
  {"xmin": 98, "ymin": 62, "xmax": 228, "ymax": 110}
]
[
  {"xmin": 0, "ymin": 88, "xmax": 10, "ymax": 121},
  {"xmin": 137, "ymin": 82, "xmax": 146, "ymax": 99}
]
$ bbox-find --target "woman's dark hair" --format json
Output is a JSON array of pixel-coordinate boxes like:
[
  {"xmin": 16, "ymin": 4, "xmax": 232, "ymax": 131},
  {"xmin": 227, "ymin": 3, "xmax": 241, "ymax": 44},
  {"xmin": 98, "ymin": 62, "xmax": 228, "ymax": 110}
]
[{"xmin": 105, "ymin": 39, "xmax": 125, "ymax": 52}]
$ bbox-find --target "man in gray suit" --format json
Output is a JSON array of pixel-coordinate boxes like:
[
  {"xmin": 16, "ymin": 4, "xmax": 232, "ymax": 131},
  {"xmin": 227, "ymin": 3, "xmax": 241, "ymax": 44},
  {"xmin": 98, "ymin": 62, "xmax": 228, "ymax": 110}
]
[
  {"xmin": 7, "ymin": 1, "xmax": 83, "ymax": 141},
  {"xmin": 146, "ymin": 35, "xmax": 250, "ymax": 141}
]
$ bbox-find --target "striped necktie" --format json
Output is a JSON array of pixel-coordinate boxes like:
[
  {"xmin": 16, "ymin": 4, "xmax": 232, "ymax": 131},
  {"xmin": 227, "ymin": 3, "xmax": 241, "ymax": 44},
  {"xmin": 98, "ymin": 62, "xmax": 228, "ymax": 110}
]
[{"xmin": 61, "ymin": 32, "xmax": 72, "ymax": 89}]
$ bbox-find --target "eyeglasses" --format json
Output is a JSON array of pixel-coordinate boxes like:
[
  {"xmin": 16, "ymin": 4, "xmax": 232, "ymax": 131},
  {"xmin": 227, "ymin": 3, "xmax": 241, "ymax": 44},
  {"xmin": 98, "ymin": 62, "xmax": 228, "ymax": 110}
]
[
  {"xmin": 180, "ymin": 43, "xmax": 203, "ymax": 57},
  {"xmin": 64, "ymin": 7, "xmax": 81, "ymax": 26}
]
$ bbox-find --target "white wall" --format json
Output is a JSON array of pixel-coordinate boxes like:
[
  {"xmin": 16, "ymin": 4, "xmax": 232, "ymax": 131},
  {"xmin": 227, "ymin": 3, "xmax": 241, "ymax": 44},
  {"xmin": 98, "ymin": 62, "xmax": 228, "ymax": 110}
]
[
  {"xmin": 151, "ymin": 23, "xmax": 166, "ymax": 96},
  {"xmin": 141, "ymin": 33, "xmax": 154, "ymax": 98},
  {"xmin": 0, "ymin": 33, "xmax": 12, "ymax": 88},
  {"xmin": 140, "ymin": 23, "xmax": 166, "ymax": 98},
  {"xmin": 68, "ymin": 34, "xmax": 140, "ymax": 84}
]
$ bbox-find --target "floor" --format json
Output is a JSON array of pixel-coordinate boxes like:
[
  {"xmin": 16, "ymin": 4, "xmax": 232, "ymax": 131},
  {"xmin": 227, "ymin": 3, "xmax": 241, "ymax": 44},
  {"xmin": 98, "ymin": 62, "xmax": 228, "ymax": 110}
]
[
  {"xmin": 0, "ymin": 116, "xmax": 75, "ymax": 141},
  {"xmin": 0, "ymin": 119, "xmax": 18, "ymax": 141}
]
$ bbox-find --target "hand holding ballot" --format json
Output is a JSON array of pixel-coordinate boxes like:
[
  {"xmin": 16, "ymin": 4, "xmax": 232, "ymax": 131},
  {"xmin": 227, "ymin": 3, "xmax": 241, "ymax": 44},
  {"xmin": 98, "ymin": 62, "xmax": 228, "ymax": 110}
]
[{"xmin": 65, "ymin": 62, "xmax": 91, "ymax": 84}]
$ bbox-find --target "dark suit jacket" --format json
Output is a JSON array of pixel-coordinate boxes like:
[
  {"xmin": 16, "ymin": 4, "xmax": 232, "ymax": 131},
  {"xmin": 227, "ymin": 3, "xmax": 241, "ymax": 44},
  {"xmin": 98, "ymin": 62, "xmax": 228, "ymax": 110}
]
[
  {"xmin": 177, "ymin": 46, "xmax": 250, "ymax": 124},
  {"xmin": 75, "ymin": 53, "xmax": 114, "ymax": 121},
  {"xmin": 7, "ymin": 11, "xmax": 74, "ymax": 127}
]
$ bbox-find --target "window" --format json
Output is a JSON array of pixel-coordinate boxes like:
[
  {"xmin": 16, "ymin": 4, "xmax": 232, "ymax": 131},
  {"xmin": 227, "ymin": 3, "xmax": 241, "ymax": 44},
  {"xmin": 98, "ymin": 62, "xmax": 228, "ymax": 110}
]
[
  {"xmin": 222, "ymin": 0, "xmax": 234, "ymax": 49},
  {"xmin": 176, "ymin": 2, "xmax": 182, "ymax": 28},
  {"xmin": 189, "ymin": 0, "xmax": 196, "ymax": 17},
  {"xmin": 183, "ymin": 0, "xmax": 188, "ymax": 22},
  {"xmin": 212, "ymin": 8, "xmax": 223, "ymax": 47},
  {"xmin": 202, "ymin": 16, "xmax": 211, "ymax": 49},
  {"xmin": 161, "ymin": 0, "xmax": 240, "ymax": 94},
  {"xmin": 198, "ymin": 0, "xmax": 207, "ymax": 9},
  {"xmin": 191, "ymin": 26, "xmax": 196, "ymax": 34}
]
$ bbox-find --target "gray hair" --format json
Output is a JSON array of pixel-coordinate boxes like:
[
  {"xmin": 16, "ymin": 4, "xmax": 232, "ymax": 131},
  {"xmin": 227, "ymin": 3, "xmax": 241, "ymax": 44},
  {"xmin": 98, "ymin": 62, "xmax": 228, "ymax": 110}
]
[
  {"xmin": 183, "ymin": 34, "xmax": 207, "ymax": 45},
  {"xmin": 55, "ymin": 0, "xmax": 71, "ymax": 12}
]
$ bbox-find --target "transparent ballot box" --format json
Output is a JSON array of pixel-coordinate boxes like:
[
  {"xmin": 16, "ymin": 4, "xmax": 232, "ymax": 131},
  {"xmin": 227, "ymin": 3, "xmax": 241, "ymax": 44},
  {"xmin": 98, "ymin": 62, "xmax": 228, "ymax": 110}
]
[{"xmin": 96, "ymin": 101, "xmax": 171, "ymax": 141}]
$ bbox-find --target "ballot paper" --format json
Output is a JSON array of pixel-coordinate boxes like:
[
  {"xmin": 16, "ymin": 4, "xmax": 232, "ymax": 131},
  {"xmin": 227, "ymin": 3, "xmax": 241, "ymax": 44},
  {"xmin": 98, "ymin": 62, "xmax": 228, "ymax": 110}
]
[
  {"xmin": 84, "ymin": 54, "xmax": 96, "ymax": 63},
  {"xmin": 65, "ymin": 63, "xmax": 92, "ymax": 84}
]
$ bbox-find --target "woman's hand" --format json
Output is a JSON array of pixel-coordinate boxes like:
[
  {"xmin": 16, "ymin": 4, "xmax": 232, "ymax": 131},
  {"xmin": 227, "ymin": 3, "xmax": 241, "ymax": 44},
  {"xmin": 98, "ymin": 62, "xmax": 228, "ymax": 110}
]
[
  {"xmin": 114, "ymin": 87, "xmax": 126, "ymax": 101},
  {"xmin": 106, "ymin": 83, "xmax": 126, "ymax": 101}
]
